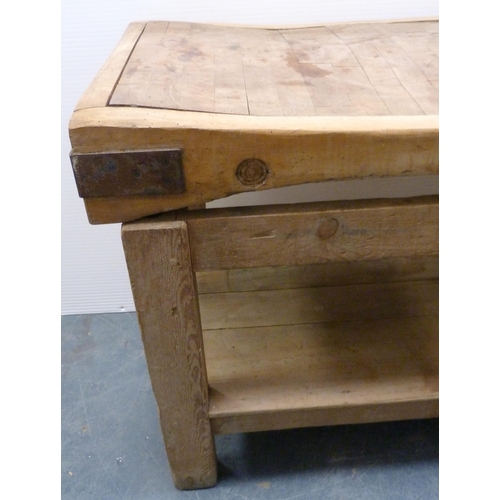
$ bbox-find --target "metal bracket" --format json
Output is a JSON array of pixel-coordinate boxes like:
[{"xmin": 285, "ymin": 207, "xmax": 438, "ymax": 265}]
[{"xmin": 70, "ymin": 149, "xmax": 185, "ymax": 198}]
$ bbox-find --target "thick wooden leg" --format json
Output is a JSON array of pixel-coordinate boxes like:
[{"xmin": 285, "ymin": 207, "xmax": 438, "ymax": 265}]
[{"xmin": 121, "ymin": 220, "xmax": 217, "ymax": 490}]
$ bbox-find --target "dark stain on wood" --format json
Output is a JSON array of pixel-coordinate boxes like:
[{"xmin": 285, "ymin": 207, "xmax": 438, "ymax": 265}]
[{"xmin": 285, "ymin": 51, "xmax": 332, "ymax": 78}]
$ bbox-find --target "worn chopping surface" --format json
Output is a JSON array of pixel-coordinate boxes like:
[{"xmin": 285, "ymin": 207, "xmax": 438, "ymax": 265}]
[{"xmin": 109, "ymin": 20, "xmax": 438, "ymax": 116}]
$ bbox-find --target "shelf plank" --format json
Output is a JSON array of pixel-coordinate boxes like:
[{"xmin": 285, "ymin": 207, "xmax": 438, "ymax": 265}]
[
  {"xmin": 210, "ymin": 399, "xmax": 438, "ymax": 435},
  {"xmin": 199, "ymin": 280, "xmax": 438, "ymax": 330},
  {"xmin": 204, "ymin": 317, "xmax": 438, "ymax": 434},
  {"xmin": 200, "ymin": 276, "xmax": 438, "ymax": 435},
  {"xmin": 196, "ymin": 257, "xmax": 438, "ymax": 294}
]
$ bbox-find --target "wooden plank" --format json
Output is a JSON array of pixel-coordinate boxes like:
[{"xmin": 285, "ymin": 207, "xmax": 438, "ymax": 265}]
[
  {"xmin": 108, "ymin": 20, "xmax": 438, "ymax": 117},
  {"xmin": 195, "ymin": 256, "xmax": 438, "ymax": 294},
  {"xmin": 210, "ymin": 399, "xmax": 438, "ymax": 434},
  {"xmin": 184, "ymin": 197, "xmax": 438, "ymax": 271},
  {"xmin": 346, "ymin": 40, "xmax": 425, "ymax": 115},
  {"xmin": 214, "ymin": 55, "xmax": 248, "ymax": 115},
  {"xmin": 204, "ymin": 316, "xmax": 438, "ymax": 434},
  {"xmin": 199, "ymin": 280, "xmax": 437, "ymax": 330},
  {"xmin": 75, "ymin": 22, "xmax": 146, "ymax": 110},
  {"xmin": 372, "ymin": 37, "xmax": 438, "ymax": 115},
  {"xmin": 121, "ymin": 220, "xmax": 216, "ymax": 490},
  {"xmin": 70, "ymin": 105, "xmax": 438, "ymax": 224}
]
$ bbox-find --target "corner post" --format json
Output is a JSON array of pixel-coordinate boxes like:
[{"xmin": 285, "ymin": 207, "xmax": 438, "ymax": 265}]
[{"xmin": 122, "ymin": 219, "xmax": 217, "ymax": 489}]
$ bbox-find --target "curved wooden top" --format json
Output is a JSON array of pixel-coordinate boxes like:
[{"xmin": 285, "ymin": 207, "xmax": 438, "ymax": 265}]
[
  {"xmin": 70, "ymin": 20, "xmax": 439, "ymax": 224},
  {"xmin": 102, "ymin": 20, "xmax": 438, "ymax": 117}
]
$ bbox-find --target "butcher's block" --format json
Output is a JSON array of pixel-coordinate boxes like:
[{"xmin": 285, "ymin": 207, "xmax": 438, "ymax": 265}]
[
  {"xmin": 69, "ymin": 19, "xmax": 438, "ymax": 224},
  {"xmin": 69, "ymin": 19, "xmax": 438, "ymax": 490}
]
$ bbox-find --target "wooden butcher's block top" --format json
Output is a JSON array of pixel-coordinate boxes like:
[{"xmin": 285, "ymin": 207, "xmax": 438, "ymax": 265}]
[{"xmin": 69, "ymin": 19, "xmax": 439, "ymax": 224}]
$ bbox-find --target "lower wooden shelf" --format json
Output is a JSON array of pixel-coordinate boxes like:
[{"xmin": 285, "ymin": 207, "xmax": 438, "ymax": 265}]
[{"xmin": 198, "ymin": 261, "xmax": 438, "ymax": 435}]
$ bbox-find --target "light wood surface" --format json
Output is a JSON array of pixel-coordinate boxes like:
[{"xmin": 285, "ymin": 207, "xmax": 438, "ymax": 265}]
[
  {"xmin": 198, "ymin": 270, "xmax": 438, "ymax": 434},
  {"xmin": 196, "ymin": 256, "xmax": 438, "ymax": 294},
  {"xmin": 186, "ymin": 201, "xmax": 438, "ymax": 434},
  {"xmin": 71, "ymin": 107, "xmax": 438, "ymax": 224},
  {"xmin": 109, "ymin": 21, "xmax": 438, "ymax": 117},
  {"xmin": 183, "ymin": 196, "xmax": 438, "ymax": 270},
  {"xmin": 69, "ymin": 19, "xmax": 439, "ymax": 224},
  {"xmin": 120, "ymin": 203, "xmax": 438, "ymax": 483},
  {"xmin": 200, "ymin": 280, "xmax": 437, "ymax": 330},
  {"xmin": 72, "ymin": 19, "xmax": 439, "ymax": 488},
  {"xmin": 75, "ymin": 22, "xmax": 146, "ymax": 110},
  {"xmin": 121, "ymin": 220, "xmax": 217, "ymax": 489}
]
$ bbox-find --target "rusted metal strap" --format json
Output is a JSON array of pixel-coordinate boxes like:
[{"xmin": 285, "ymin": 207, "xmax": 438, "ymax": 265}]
[{"xmin": 70, "ymin": 149, "xmax": 185, "ymax": 198}]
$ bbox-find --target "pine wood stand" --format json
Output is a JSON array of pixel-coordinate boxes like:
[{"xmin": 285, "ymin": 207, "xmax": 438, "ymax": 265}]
[{"xmin": 69, "ymin": 19, "xmax": 439, "ymax": 490}]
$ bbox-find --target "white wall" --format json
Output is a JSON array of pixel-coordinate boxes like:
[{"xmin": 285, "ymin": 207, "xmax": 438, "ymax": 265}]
[{"xmin": 62, "ymin": 1, "xmax": 439, "ymax": 315}]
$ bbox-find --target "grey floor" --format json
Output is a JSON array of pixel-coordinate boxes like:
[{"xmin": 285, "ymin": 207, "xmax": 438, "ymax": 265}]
[{"xmin": 62, "ymin": 313, "xmax": 438, "ymax": 500}]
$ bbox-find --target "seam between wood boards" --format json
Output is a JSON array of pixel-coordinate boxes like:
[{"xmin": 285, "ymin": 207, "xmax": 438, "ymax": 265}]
[
  {"xmin": 105, "ymin": 22, "xmax": 149, "ymax": 107},
  {"xmin": 200, "ymin": 313, "xmax": 439, "ymax": 333},
  {"xmin": 203, "ymin": 18, "xmax": 439, "ymax": 30},
  {"xmin": 196, "ymin": 277, "xmax": 439, "ymax": 296}
]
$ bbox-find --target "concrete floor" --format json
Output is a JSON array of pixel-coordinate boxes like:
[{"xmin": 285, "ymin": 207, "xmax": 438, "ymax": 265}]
[{"xmin": 61, "ymin": 313, "xmax": 438, "ymax": 499}]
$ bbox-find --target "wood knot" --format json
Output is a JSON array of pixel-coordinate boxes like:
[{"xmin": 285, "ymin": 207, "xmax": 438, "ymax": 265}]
[
  {"xmin": 236, "ymin": 158, "xmax": 269, "ymax": 186},
  {"xmin": 317, "ymin": 218, "xmax": 339, "ymax": 240}
]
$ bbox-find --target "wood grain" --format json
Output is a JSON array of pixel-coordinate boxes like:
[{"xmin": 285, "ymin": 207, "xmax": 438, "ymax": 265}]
[
  {"xmin": 184, "ymin": 196, "xmax": 438, "ymax": 271},
  {"xmin": 195, "ymin": 256, "xmax": 438, "ymax": 294},
  {"xmin": 71, "ymin": 19, "xmax": 440, "ymax": 482},
  {"xmin": 199, "ymin": 280, "xmax": 438, "ymax": 330},
  {"xmin": 69, "ymin": 20, "xmax": 439, "ymax": 224},
  {"xmin": 203, "ymin": 316, "xmax": 438, "ymax": 434},
  {"xmin": 109, "ymin": 21, "xmax": 438, "ymax": 117},
  {"xmin": 75, "ymin": 22, "xmax": 146, "ymax": 110},
  {"xmin": 121, "ymin": 220, "xmax": 217, "ymax": 489},
  {"xmin": 70, "ymin": 107, "xmax": 438, "ymax": 224},
  {"xmin": 210, "ymin": 399, "xmax": 438, "ymax": 435},
  {"xmin": 118, "ymin": 192, "xmax": 438, "ymax": 474}
]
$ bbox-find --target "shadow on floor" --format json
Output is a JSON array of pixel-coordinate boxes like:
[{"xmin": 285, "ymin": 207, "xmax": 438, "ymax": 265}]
[{"xmin": 217, "ymin": 418, "xmax": 438, "ymax": 482}]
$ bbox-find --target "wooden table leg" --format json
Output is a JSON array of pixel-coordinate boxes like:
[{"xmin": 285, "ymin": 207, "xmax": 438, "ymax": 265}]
[{"xmin": 121, "ymin": 220, "xmax": 217, "ymax": 490}]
